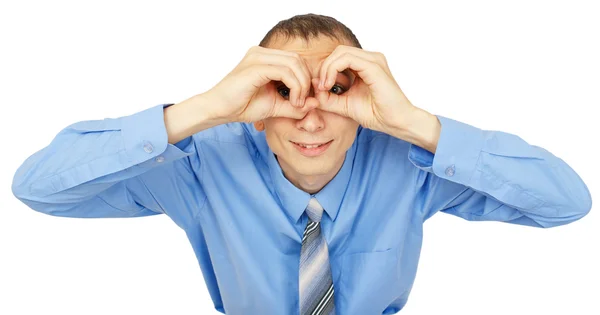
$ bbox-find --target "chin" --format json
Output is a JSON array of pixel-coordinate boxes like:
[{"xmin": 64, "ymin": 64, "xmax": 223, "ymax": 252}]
[
  {"xmin": 292, "ymin": 154, "xmax": 339, "ymax": 175},
  {"xmin": 294, "ymin": 164, "xmax": 330, "ymax": 176}
]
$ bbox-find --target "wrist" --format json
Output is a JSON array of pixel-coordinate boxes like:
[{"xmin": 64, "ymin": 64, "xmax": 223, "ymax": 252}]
[
  {"xmin": 193, "ymin": 92, "xmax": 233, "ymax": 125},
  {"xmin": 391, "ymin": 107, "xmax": 441, "ymax": 154},
  {"xmin": 164, "ymin": 93, "xmax": 229, "ymax": 144}
]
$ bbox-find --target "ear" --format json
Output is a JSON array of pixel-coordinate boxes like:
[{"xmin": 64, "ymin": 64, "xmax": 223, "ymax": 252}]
[{"xmin": 253, "ymin": 120, "xmax": 265, "ymax": 132}]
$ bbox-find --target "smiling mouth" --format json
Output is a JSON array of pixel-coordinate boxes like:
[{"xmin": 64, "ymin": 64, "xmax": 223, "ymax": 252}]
[
  {"xmin": 290, "ymin": 140, "xmax": 333, "ymax": 148},
  {"xmin": 289, "ymin": 140, "xmax": 334, "ymax": 157}
]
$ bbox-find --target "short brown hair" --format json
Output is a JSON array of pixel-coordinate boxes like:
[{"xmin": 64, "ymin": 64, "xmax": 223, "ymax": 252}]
[{"xmin": 258, "ymin": 13, "xmax": 362, "ymax": 49}]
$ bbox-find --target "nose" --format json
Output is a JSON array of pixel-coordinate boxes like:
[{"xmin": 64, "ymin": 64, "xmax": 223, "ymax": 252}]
[
  {"xmin": 296, "ymin": 107, "xmax": 324, "ymax": 132},
  {"xmin": 295, "ymin": 78, "xmax": 325, "ymax": 132}
]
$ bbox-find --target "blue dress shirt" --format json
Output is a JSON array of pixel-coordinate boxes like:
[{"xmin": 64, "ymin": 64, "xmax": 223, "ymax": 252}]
[{"xmin": 12, "ymin": 103, "xmax": 592, "ymax": 315}]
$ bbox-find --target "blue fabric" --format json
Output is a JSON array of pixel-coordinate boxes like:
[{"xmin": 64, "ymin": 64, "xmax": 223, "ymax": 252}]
[{"xmin": 12, "ymin": 103, "xmax": 592, "ymax": 315}]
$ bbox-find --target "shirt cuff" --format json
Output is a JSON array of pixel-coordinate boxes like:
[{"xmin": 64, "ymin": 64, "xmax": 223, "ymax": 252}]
[
  {"xmin": 408, "ymin": 115, "xmax": 485, "ymax": 185},
  {"xmin": 121, "ymin": 103, "xmax": 196, "ymax": 168}
]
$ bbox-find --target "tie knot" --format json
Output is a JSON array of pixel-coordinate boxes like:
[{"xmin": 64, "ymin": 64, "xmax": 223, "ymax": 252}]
[{"xmin": 305, "ymin": 197, "xmax": 324, "ymax": 222}]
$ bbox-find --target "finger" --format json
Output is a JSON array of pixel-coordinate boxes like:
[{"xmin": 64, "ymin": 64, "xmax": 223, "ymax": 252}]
[
  {"xmin": 251, "ymin": 64, "xmax": 302, "ymax": 106},
  {"xmin": 284, "ymin": 55, "xmax": 311, "ymax": 107},
  {"xmin": 340, "ymin": 47, "xmax": 389, "ymax": 72},
  {"xmin": 322, "ymin": 52, "xmax": 385, "ymax": 90},
  {"xmin": 311, "ymin": 77, "xmax": 326, "ymax": 96},
  {"xmin": 319, "ymin": 45, "xmax": 354, "ymax": 89},
  {"xmin": 311, "ymin": 78, "xmax": 347, "ymax": 117},
  {"xmin": 259, "ymin": 48, "xmax": 312, "ymax": 105},
  {"xmin": 319, "ymin": 45, "xmax": 390, "ymax": 89},
  {"xmin": 261, "ymin": 54, "xmax": 310, "ymax": 107},
  {"xmin": 246, "ymin": 48, "xmax": 311, "ymax": 106},
  {"xmin": 272, "ymin": 98, "xmax": 318, "ymax": 119},
  {"xmin": 297, "ymin": 58, "xmax": 313, "ymax": 106}
]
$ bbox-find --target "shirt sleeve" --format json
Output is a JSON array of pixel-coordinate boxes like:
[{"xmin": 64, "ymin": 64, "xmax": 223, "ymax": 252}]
[
  {"xmin": 408, "ymin": 115, "xmax": 592, "ymax": 228},
  {"xmin": 11, "ymin": 103, "xmax": 204, "ymax": 218}
]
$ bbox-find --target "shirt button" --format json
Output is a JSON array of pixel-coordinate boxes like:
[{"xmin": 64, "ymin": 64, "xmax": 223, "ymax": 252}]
[
  {"xmin": 143, "ymin": 143, "xmax": 154, "ymax": 153},
  {"xmin": 155, "ymin": 156, "xmax": 165, "ymax": 163},
  {"xmin": 445, "ymin": 164, "xmax": 455, "ymax": 177}
]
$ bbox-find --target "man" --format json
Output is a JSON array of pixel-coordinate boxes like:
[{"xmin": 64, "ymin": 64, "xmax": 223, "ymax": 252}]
[{"xmin": 11, "ymin": 13, "xmax": 592, "ymax": 315}]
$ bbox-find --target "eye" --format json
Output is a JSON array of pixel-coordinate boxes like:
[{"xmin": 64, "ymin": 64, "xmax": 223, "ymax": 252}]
[
  {"xmin": 276, "ymin": 85, "xmax": 290, "ymax": 99},
  {"xmin": 330, "ymin": 84, "xmax": 346, "ymax": 95}
]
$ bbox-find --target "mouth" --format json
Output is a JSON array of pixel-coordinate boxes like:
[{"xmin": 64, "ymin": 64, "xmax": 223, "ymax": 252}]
[{"xmin": 290, "ymin": 140, "xmax": 333, "ymax": 157}]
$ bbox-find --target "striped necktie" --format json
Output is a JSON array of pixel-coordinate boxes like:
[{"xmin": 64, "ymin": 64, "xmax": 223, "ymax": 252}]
[{"xmin": 299, "ymin": 197, "xmax": 335, "ymax": 315}]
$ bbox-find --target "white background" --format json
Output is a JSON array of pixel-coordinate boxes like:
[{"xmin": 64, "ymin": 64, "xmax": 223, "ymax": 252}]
[{"xmin": 1, "ymin": 0, "xmax": 598, "ymax": 314}]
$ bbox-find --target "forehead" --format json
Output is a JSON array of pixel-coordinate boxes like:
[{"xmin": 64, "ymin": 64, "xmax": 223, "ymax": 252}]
[{"xmin": 267, "ymin": 35, "xmax": 351, "ymax": 76}]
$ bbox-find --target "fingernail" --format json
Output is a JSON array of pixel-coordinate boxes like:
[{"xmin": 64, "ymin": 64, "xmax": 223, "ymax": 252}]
[
  {"xmin": 326, "ymin": 79, "xmax": 333, "ymax": 89},
  {"xmin": 319, "ymin": 79, "xmax": 325, "ymax": 90}
]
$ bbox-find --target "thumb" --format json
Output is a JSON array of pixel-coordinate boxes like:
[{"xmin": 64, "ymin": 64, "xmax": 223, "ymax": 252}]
[
  {"xmin": 272, "ymin": 99, "xmax": 317, "ymax": 120},
  {"xmin": 311, "ymin": 78, "xmax": 347, "ymax": 117}
]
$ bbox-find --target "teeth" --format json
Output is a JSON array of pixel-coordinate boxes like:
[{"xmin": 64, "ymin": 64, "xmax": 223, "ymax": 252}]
[{"xmin": 295, "ymin": 142, "xmax": 327, "ymax": 149}]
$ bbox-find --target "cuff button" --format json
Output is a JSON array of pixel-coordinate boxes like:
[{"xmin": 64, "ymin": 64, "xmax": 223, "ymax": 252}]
[
  {"xmin": 445, "ymin": 164, "xmax": 455, "ymax": 177},
  {"xmin": 143, "ymin": 142, "xmax": 154, "ymax": 153}
]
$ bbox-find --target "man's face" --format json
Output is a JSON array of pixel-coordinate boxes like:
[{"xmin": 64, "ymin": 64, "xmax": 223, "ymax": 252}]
[{"xmin": 254, "ymin": 35, "xmax": 361, "ymax": 183}]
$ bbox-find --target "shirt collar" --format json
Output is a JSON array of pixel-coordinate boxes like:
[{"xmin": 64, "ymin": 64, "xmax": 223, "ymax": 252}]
[{"xmin": 267, "ymin": 135, "xmax": 358, "ymax": 224}]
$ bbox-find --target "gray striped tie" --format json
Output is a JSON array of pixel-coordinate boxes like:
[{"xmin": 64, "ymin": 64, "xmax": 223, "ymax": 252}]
[{"xmin": 299, "ymin": 197, "xmax": 335, "ymax": 315}]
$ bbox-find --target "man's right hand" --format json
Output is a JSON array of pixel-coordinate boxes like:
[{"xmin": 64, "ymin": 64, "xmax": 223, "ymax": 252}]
[{"xmin": 203, "ymin": 46, "xmax": 317, "ymax": 124}]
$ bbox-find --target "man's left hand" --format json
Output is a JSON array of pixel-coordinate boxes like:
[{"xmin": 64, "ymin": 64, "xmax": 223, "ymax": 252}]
[
  {"xmin": 313, "ymin": 45, "xmax": 441, "ymax": 153},
  {"xmin": 313, "ymin": 45, "xmax": 416, "ymax": 135}
]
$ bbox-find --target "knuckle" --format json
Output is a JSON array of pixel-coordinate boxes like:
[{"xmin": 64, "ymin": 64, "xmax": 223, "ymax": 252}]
[
  {"xmin": 288, "ymin": 51, "xmax": 301, "ymax": 59},
  {"xmin": 245, "ymin": 52, "xmax": 257, "ymax": 62},
  {"xmin": 336, "ymin": 52, "xmax": 350, "ymax": 66},
  {"xmin": 283, "ymin": 70, "xmax": 298, "ymax": 87},
  {"xmin": 292, "ymin": 58, "xmax": 304, "ymax": 70},
  {"xmin": 244, "ymin": 52, "xmax": 261, "ymax": 63},
  {"xmin": 246, "ymin": 46, "xmax": 258, "ymax": 55},
  {"xmin": 302, "ymin": 78, "xmax": 310, "ymax": 89},
  {"xmin": 283, "ymin": 66, "xmax": 295, "ymax": 77},
  {"xmin": 300, "ymin": 86, "xmax": 308, "ymax": 97},
  {"xmin": 337, "ymin": 44, "xmax": 352, "ymax": 54}
]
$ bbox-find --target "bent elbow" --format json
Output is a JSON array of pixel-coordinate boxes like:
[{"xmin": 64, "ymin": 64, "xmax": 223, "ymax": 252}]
[
  {"xmin": 567, "ymin": 179, "xmax": 593, "ymax": 224},
  {"xmin": 575, "ymin": 189, "xmax": 592, "ymax": 221},
  {"xmin": 540, "ymin": 198, "xmax": 592, "ymax": 228},
  {"xmin": 12, "ymin": 180, "xmax": 47, "ymax": 216},
  {"xmin": 11, "ymin": 171, "xmax": 32, "ymax": 205},
  {"xmin": 12, "ymin": 170, "xmax": 56, "ymax": 216},
  {"xmin": 544, "ymin": 174, "xmax": 593, "ymax": 228}
]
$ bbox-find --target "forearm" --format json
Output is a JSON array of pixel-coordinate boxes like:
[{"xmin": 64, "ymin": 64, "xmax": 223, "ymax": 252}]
[
  {"xmin": 390, "ymin": 107, "xmax": 441, "ymax": 154},
  {"xmin": 164, "ymin": 93, "xmax": 230, "ymax": 144},
  {"xmin": 12, "ymin": 103, "xmax": 197, "ymax": 213},
  {"xmin": 407, "ymin": 114, "xmax": 592, "ymax": 227}
]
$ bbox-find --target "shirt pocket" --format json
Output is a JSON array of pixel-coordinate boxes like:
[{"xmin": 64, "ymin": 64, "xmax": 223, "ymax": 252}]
[{"xmin": 337, "ymin": 247, "xmax": 401, "ymax": 314}]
